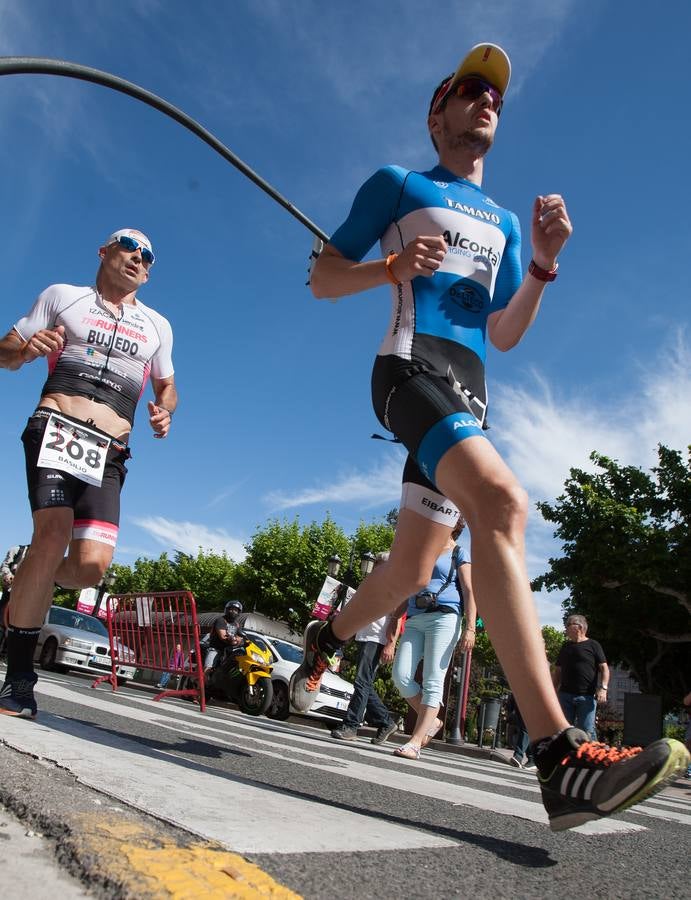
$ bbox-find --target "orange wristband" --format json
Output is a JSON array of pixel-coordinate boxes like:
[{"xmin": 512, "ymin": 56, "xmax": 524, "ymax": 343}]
[{"xmin": 385, "ymin": 252, "xmax": 401, "ymax": 286}]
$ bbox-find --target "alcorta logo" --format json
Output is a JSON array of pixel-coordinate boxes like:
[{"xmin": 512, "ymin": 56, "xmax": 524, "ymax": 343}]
[{"xmin": 443, "ymin": 231, "xmax": 500, "ymax": 267}]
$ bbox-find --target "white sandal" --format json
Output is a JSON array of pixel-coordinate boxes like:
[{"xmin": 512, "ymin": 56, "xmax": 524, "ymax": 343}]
[
  {"xmin": 393, "ymin": 743, "xmax": 422, "ymax": 760},
  {"xmin": 421, "ymin": 718, "xmax": 443, "ymax": 748}
]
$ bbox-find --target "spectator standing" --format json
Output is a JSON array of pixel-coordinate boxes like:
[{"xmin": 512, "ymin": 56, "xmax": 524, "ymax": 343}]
[
  {"xmin": 1, "ymin": 545, "xmax": 29, "ymax": 603},
  {"xmin": 331, "ymin": 552, "xmax": 400, "ymax": 745},
  {"xmin": 390, "ymin": 518, "xmax": 476, "ymax": 759},
  {"xmin": 683, "ymin": 691, "xmax": 691, "ymax": 778},
  {"xmin": 157, "ymin": 643, "xmax": 185, "ymax": 690},
  {"xmin": 553, "ymin": 614, "xmax": 609, "ymax": 741},
  {"xmin": 506, "ymin": 692, "xmax": 535, "ymax": 769},
  {"xmin": 0, "ymin": 546, "xmax": 29, "ymax": 655}
]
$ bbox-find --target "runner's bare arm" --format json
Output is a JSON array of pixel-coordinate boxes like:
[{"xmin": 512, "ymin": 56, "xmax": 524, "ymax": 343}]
[
  {"xmin": 311, "ymin": 237, "xmax": 447, "ymax": 300},
  {"xmin": 148, "ymin": 375, "xmax": 177, "ymax": 439},
  {"xmin": 488, "ymin": 194, "xmax": 572, "ymax": 351},
  {"xmin": 0, "ymin": 326, "xmax": 65, "ymax": 370}
]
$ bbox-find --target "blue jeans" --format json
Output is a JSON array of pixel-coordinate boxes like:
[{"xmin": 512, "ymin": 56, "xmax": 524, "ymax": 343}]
[
  {"xmin": 559, "ymin": 691, "xmax": 597, "ymax": 740},
  {"xmin": 342, "ymin": 640, "xmax": 393, "ymax": 729},
  {"xmin": 512, "ymin": 727, "xmax": 533, "ymax": 763},
  {"xmin": 392, "ymin": 611, "xmax": 462, "ymax": 707}
]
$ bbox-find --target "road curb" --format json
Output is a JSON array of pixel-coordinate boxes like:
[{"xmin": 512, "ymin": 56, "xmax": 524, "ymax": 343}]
[{"xmin": 0, "ymin": 742, "xmax": 299, "ymax": 899}]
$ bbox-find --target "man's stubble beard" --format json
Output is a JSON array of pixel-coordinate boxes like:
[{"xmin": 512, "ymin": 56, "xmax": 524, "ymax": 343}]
[{"xmin": 444, "ymin": 125, "xmax": 493, "ymax": 157}]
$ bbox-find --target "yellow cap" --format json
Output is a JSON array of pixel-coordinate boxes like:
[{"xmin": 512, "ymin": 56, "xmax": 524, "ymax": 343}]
[
  {"xmin": 429, "ymin": 44, "xmax": 512, "ymax": 115},
  {"xmin": 450, "ymin": 43, "xmax": 511, "ymax": 95}
]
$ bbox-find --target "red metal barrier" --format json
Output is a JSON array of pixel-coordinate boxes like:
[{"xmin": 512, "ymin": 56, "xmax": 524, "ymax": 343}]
[{"xmin": 92, "ymin": 591, "xmax": 206, "ymax": 712}]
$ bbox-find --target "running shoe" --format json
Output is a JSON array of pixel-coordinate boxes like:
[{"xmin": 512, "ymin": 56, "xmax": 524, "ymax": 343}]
[
  {"xmin": 534, "ymin": 726, "xmax": 690, "ymax": 831},
  {"xmin": 289, "ymin": 620, "xmax": 334, "ymax": 713},
  {"xmin": 0, "ymin": 671, "xmax": 38, "ymax": 719},
  {"xmin": 509, "ymin": 755, "xmax": 523, "ymax": 768}
]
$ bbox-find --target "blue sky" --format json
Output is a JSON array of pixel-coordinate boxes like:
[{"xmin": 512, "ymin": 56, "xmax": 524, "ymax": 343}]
[{"xmin": 1, "ymin": 1, "xmax": 689, "ymax": 628}]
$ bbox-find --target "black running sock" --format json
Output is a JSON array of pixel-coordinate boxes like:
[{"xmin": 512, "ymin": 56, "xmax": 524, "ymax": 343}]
[
  {"xmin": 5, "ymin": 625, "xmax": 41, "ymax": 677},
  {"xmin": 316, "ymin": 620, "xmax": 347, "ymax": 655},
  {"xmin": 531, "ymin": 727, "xmax": 585, "ymax": 776}
]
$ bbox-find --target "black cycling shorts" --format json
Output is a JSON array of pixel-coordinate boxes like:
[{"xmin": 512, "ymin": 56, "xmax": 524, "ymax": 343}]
[
  {"xmin": 22, "ymin": 409, "xmax": 129, "ymax": 547},
  {"xmin": 371, "ymin": 354, "xmax": 488, "ymax": 486}
]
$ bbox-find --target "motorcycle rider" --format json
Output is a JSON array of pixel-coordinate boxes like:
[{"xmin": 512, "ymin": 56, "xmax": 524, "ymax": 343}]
[{"xmin": 203, "ymin": 600, "xmax": 245, "ymax": 676}]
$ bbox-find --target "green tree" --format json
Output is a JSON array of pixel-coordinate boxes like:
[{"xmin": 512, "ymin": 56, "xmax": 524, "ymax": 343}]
[
  {"xmin": 533, "ymin": 446, "xmax": 691, "ymax": 710},
  {"xmin": 542, "ymin": 625, "xmax": 564, "ymax": 665},
  {"xmin": 235, "ymin": 516, "xmax": 395, "ymax": 629},
  {"xmin": 109, "ymin": 550, "xmax": 238, "ymax": 611}
]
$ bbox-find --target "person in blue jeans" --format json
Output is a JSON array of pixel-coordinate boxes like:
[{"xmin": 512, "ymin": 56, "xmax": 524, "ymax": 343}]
[
  {"xmin": 332, "ymin": 553, "xmax": 400, "ymax": 745},
  {"xmin": 506, "ymin": 693, "xmax": 536, "ymax": 769},
  {"xmin": 390, "ymin": 518, "xmax": 477, "ymax": 759},
  {"xmin": 552, "ymin": 615, "xmax": 609, "ymax": 741}
]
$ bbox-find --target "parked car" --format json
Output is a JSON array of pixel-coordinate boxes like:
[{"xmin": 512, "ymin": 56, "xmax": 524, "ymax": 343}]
[
  {"xmin": 35, "ymin": 605, "xmax": 136, "ymax": 684},
  {"xmin": 244, "ymin": 630, "xmax": 354, "ymax": 721}
]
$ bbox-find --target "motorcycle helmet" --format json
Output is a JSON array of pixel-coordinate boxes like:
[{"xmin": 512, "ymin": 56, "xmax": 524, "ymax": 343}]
[{"xmin": 223, "ymin": 599, "xmax": 243, "ymax": 621}]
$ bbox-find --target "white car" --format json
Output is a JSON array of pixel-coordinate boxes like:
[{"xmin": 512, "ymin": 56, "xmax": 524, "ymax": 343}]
[
  {"xmin": 35, "ymin": 605, "xmax": 136, "ymax": 684},
  {"xmin": 244, "ymin": 631, "xmax": 354, "ymax": 721}
]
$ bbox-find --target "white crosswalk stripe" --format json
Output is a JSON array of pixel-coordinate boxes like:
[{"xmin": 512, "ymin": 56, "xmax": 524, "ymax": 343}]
[{"xmin": 3, "ymin": 674, "xmax": 689, "ymax": 855}]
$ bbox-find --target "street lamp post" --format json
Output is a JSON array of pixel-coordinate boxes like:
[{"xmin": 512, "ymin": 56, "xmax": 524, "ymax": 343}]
[{"xmin": 327, "ymin": 547, "xmax": 375, "ymax": 616}]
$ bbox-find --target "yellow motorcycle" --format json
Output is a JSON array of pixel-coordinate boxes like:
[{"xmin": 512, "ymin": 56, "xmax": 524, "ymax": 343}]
[{"xmin": 206, "ymin": 634, "xmax": 274, "ymax": 716}]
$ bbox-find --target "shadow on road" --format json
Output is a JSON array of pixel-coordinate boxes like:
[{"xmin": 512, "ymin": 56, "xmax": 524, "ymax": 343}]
[{"xmin": 35, "ymin": 710, "xmax": 557, "ymax": 869}]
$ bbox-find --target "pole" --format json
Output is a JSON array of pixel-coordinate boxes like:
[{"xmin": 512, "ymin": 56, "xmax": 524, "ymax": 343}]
[
  {"xmin": 460, "ymin": 646, "xmax": 473, "ymax": 739},
  {"xmin": 0, "ymin": 57, "xmax": 329, "ymax": 243},
  {"xmin": 446, "ymin": 648, "xmax": 469, "ymax": 745}
]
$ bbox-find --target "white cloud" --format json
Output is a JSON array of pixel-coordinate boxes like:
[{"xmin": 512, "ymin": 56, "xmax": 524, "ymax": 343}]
[
  {"xmin": 131, "ymin": 516, "xmax": 247, "ymax": 561},
  {"xmin": 264, "ymin": 449, "xmax": 405, "ymax": 511},
  {"xmin": 251, "ymin": 0, "xmax": 578, "ymax": 109},
  {"xmin": 492, "ymin": 330, "xmax": 691, "ymax": 505},
  {"xmin": 264, "ymin": 335, "xmax": 691, "ymax": 627}
]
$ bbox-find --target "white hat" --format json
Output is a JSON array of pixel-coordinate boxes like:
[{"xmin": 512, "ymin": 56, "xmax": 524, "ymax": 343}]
[{"xmin": 105, "ymin": 228, "xmax": 154, "ymax": 259}]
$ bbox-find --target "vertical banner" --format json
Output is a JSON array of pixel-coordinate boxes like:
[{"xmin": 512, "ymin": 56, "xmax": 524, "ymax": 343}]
[
  {"xmin": 76, "ymin": 586, "xmax": 98, "ymax": 614},
  {"xmin": 135, "ymin": 595, "xmax": 154, "ymax": 626},
  {"xmin": 311, "ymin": 576, "xmax": 342, "ymax": 620},
  {"xmin": 77, "ymin": 586, "xmax": 116, "ymax": 620}
]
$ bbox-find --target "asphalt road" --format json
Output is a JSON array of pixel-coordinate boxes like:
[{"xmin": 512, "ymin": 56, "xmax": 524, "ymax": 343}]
[{"xmin": 1, "ymin": 666, "xmax": 689, "ymax": 899}]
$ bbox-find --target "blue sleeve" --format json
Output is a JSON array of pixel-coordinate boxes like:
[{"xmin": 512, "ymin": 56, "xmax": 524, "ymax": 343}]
[
  {"xmin": 329, "ymin": 166, "xmax": 407, "ymax": 261},
  {"xmin": 492, "ymin": 211, "xmax": 522, "ymax": 310},
  {"xmin": 456, "ymin": 546, "xmax": 471, "ymax": 566}
]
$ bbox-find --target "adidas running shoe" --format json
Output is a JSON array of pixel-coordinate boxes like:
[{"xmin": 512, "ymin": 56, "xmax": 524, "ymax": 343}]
[
  {"xmin": 0, "ymin": 671, "xmax": 38, "ymax": 719},
  {"xmin": 289, "ymin": 620, "xmax": 334, "ymax": 713},
  {"xmin": 533, "ymin": 726, "xmax": 690, "ymax": 831}
]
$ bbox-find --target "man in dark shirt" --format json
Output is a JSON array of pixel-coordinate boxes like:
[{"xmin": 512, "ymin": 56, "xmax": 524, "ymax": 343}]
[{"xmin": 553, "ymin": 614, "xmax": 609, "ymax": 741}]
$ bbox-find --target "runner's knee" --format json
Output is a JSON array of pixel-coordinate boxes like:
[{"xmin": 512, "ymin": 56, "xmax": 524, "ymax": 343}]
[
  {"xmin": 57, "ymin": 548, "xmax": 112, "ymax": 589},
  {"xmin": 465, "ymin": 479, "xmax": 528, "ymax": 537},
  {"xmin": 381, "ymin": 561, "xmax": 432, "ymax": 601},
  {"xmin": 29, "ymin": 520, "xmax": 72, "ymax": 558}
]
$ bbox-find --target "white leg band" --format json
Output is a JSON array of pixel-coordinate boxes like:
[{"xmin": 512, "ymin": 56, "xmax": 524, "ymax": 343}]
[{"xmin": 400, "ymin": 482, "xmax": 460, "ymax": 525}]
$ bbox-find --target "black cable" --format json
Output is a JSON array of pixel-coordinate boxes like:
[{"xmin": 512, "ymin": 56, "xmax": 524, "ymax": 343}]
[{"xmin": 0, "ymin": 56, "xmax": 329, "ymax": 243}]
